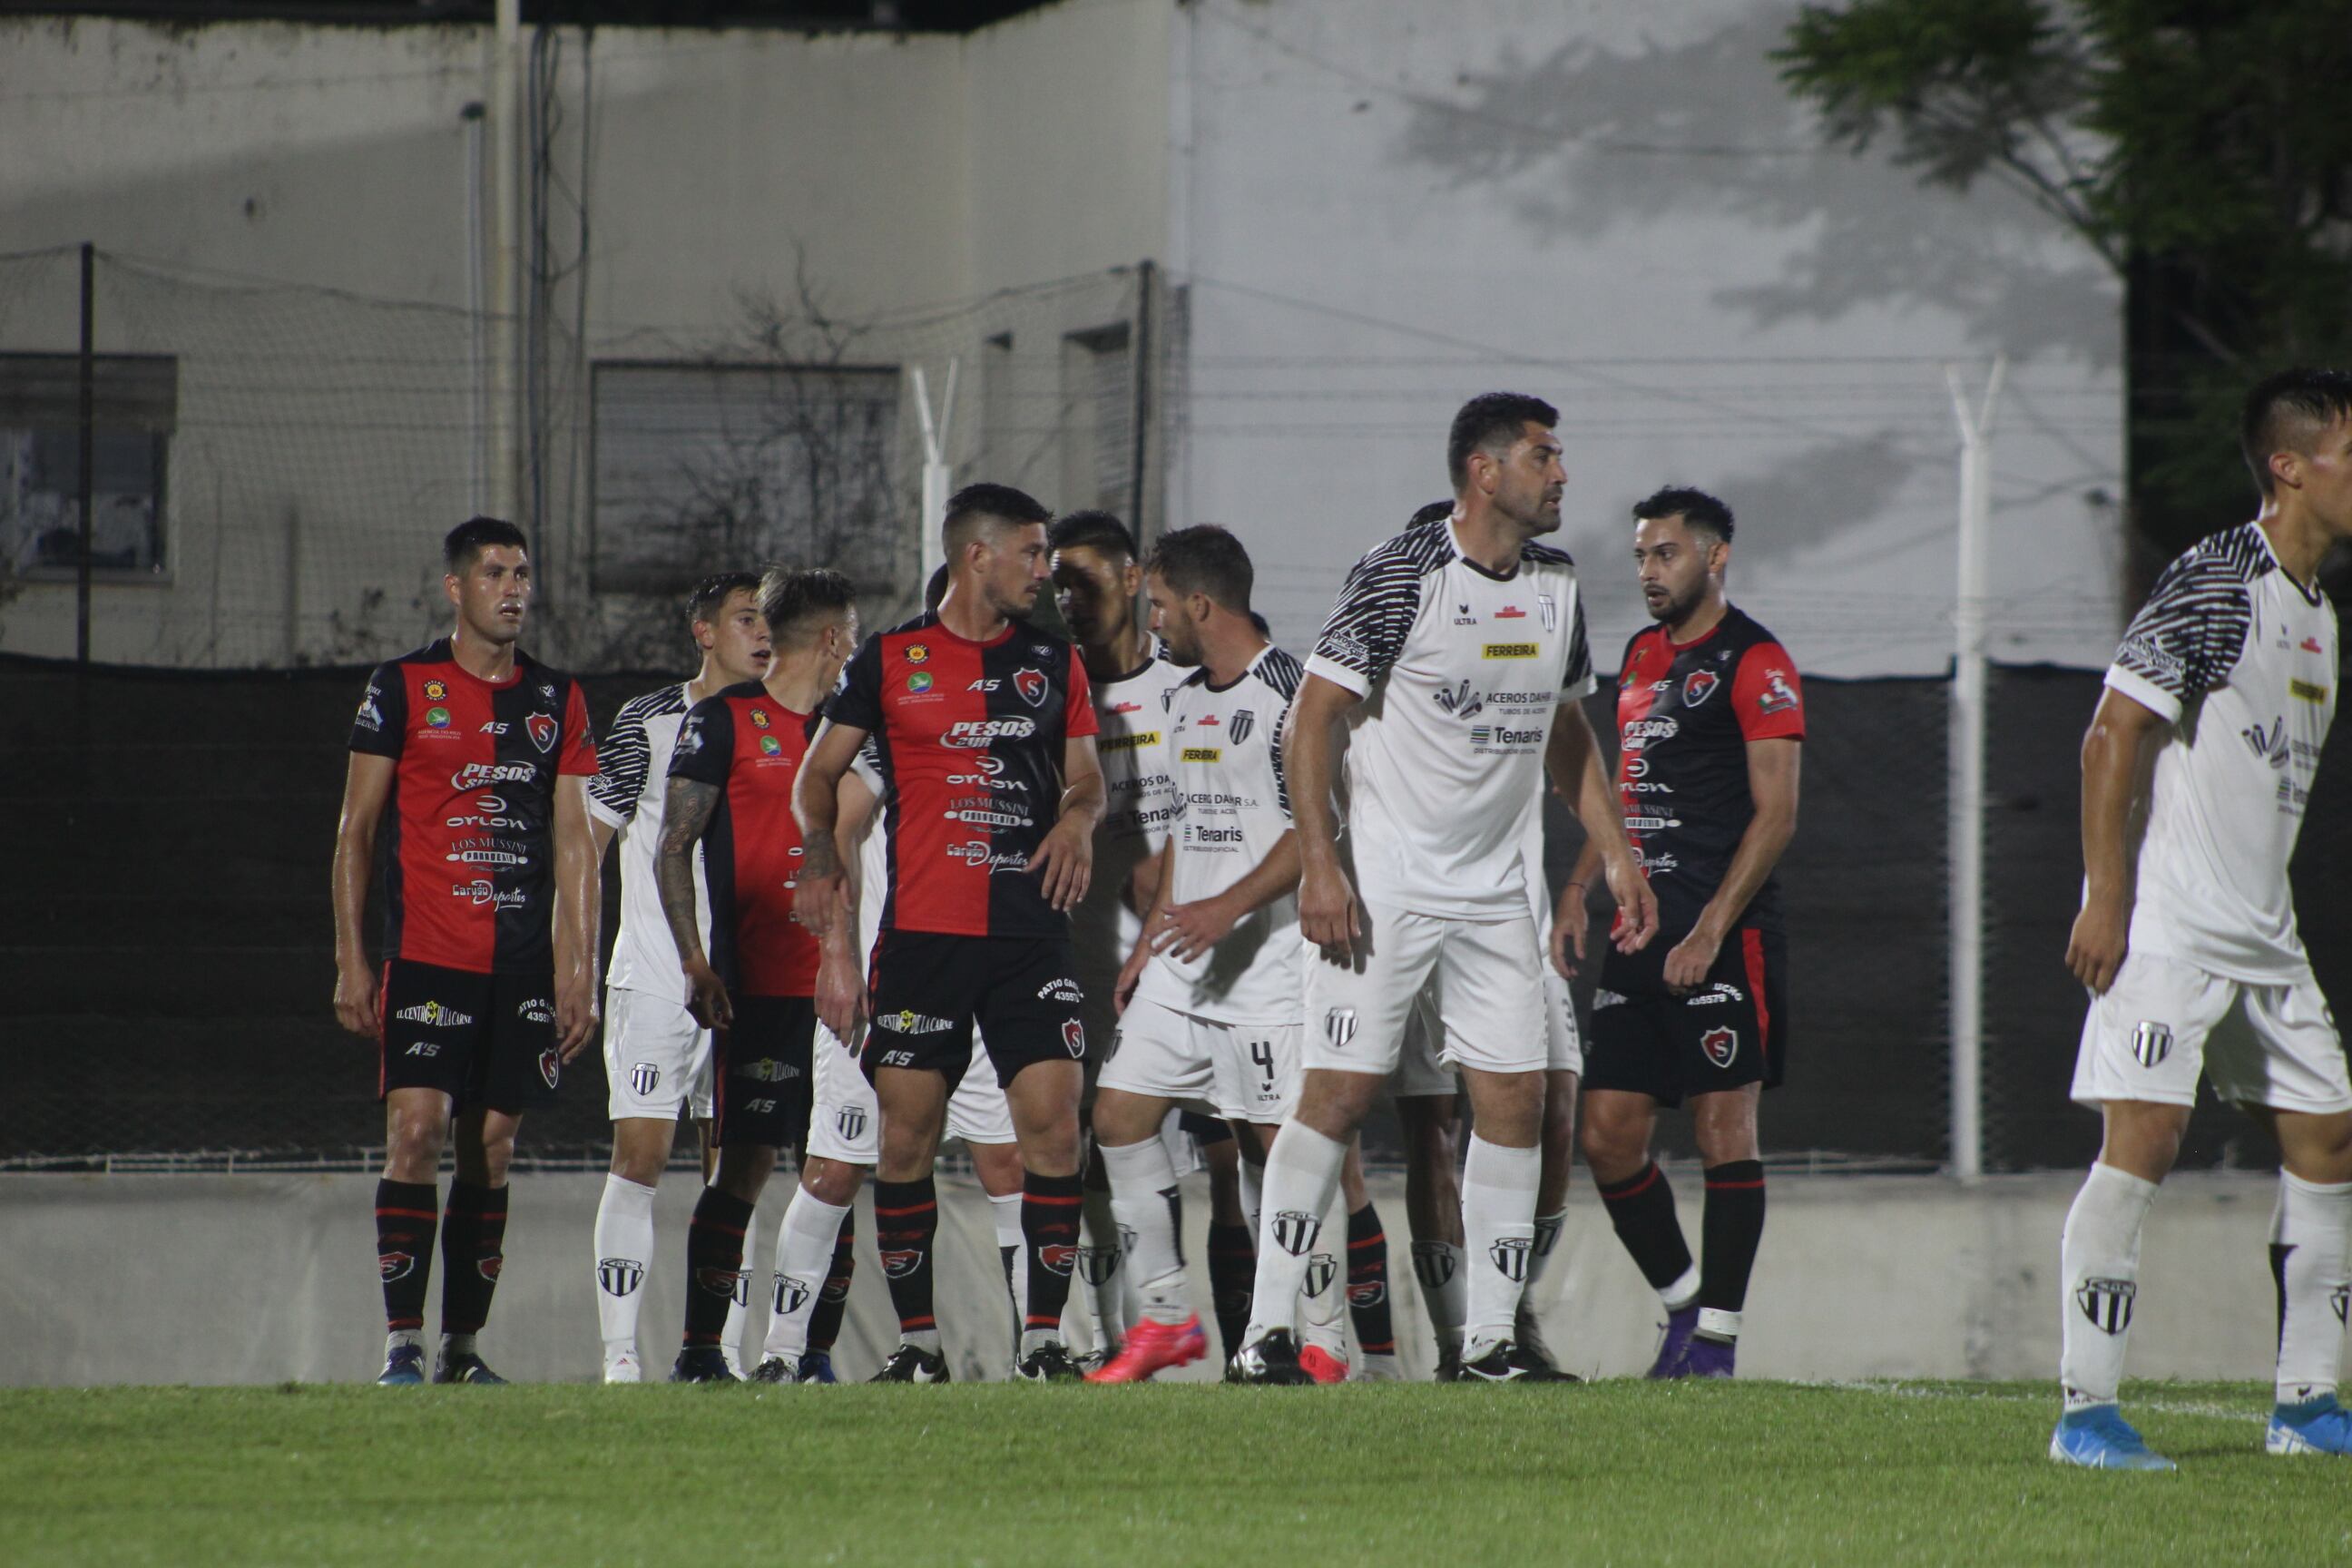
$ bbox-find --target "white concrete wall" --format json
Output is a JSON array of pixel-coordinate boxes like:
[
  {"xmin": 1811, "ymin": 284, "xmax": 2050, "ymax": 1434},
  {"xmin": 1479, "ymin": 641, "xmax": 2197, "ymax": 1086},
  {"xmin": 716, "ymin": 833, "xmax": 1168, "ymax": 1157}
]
[
  {"xmin": 0, "ymin": 1170, "xmax": 2317, "ymax": 1388},
  {"xmin": 1167, "ymin": 0, "xmax": 2127, "ymax": 676}
]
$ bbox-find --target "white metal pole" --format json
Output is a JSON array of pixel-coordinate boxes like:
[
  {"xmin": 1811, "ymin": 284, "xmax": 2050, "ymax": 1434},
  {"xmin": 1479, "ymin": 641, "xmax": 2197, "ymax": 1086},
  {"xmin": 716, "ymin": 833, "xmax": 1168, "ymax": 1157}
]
[
  {"xmin": 487, "ymin": 0, "xmax": 521, "ymax": 524},
  {"xmin": 1945, "ymin": 356, "xmax": 2004, "ymax": 1184},
  {"xmin": 913, "ymin": 359, "xmax": 958, "ymax": 590},
  {"xmin": 463, "ymin": 102, "xmax": 487, "ymax": 517}
]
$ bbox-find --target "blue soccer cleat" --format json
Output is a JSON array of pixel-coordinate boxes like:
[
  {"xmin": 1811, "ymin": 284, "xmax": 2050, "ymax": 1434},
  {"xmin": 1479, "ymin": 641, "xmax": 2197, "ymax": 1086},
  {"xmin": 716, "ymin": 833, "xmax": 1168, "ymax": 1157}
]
[
  {"xmin": 1646, "ymin": 1305, "xmax": 1699, "ymax": 1379},
  {"xmin": 434, "ymin": 1350, "xmax": 508, "ymax": 1386},
  {"xmin": 2049, "ymin": 1406, "xmax": 2176, "ymax": 1471},
  {"xmin": 1677, "ymin": 1335, "xmax": 1737, "ymax": 1379},
  {"xmin": 2267, "ymin": 1395, "xmax": 2352, "ymax": 1456},
  {"xmin": 796, "ymin": 1350, "xmax": 838, "ymax": 1385},
  {"xmin": 376, "ymin": 1344, "xmax": 426, "ymax": 1386}
]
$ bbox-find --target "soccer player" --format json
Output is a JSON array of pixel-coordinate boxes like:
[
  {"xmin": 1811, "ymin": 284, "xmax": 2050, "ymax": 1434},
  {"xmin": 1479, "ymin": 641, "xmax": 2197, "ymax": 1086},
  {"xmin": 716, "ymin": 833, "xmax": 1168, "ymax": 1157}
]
[
  {"xmin": 654, "ymin": 566, "xmax": 858, "ymax": 1382},
  {"xmin": 585, "ymin": 571, "xmax": 769, "ymax": 1384},
  {"xmin": 795, "ymin": 482, "xmax": 1104, "ymax": 1382},
  {"xmin": 331, "ymin": 516, "xmax": 600, "ymax": 1386},
  {"xmin": 1230, "ymin": 394, "xmax": 1656, "ymax": 1384},
  {"xmin": 1573, "ymin": 487, "xmax": 1802, "ymax": 1381},
  {"xmin": 2050, "ymin": 368, "xmax": 2352, "ymax": 1469},
  {"xmin": 1051, "ymin": 509, "xmax": 1189, "ymax": 1357}
]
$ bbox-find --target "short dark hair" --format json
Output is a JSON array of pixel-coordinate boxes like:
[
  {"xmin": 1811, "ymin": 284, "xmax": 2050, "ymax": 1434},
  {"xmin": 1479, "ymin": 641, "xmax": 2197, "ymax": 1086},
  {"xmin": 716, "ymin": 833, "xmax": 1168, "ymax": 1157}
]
[
  {"xmin": 760, "ymin": 566, "xmax": 857, "ymax": 645},
  {"xmin": 1145, "ymin": 524, "xmax": 1254, "ymax": 614},
  {"xmin": 943, "ymin": 482, "xmax": 1052, "ymax": 558},
  {"xmin": 443, "ymin": 515, "xmax": 527, "ymax": 573},
  {"xmin": 1050, "ymin": 509, "xmax": 1138, "ymax": 563},
  {"xmin": 686, "ymin": 570, "xmax": 762, "ymax": 631},
  {"xmin": 1632, "ymin": 485, "xmax": 1736, "ymax": 546},
  {"xmin": 1407, "ymin": 500, "xmax": 1454, "ymax": 528},
  {"xmin": 1446, "ymin": 393, "xmax": 1558, "ymax": 492},
  {"xmin": 2241, "ymin": 368, "xmax": 2352, "ymax": 496}
]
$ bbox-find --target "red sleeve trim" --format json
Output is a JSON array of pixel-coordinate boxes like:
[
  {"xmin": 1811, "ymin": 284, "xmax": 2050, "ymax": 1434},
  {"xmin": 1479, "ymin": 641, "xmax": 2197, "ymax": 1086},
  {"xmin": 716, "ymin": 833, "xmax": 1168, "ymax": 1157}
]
[
  {"xmin": 1063, "ymin": 652, "xmax": 1100, "ymax": 739},
  {"xmin": 558, "ymin": 681, "xmax": 599, "ymax": 775}
]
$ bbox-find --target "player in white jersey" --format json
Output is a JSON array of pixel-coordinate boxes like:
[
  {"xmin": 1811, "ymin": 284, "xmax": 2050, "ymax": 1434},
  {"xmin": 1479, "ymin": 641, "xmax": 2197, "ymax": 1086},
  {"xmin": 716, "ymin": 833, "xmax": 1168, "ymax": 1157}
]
[
  {"xmin": 2052, "ymin": 368, "xmax": 2352, "ymax": 1469},
  {"xmin": 751, "ymin": 573, "xmax": 1030, "ymax": 1386},
  {"xmin": 1231, "ymin": 393, "xmax": 1657, "ymax": 1384},
  {"xmin": 583, "ymin": 573, "xmax": 770, "ymax": 1383},
  {"xmin": 1051, "ymin": 511, "xmax": 1191, "ymax": 1359}
]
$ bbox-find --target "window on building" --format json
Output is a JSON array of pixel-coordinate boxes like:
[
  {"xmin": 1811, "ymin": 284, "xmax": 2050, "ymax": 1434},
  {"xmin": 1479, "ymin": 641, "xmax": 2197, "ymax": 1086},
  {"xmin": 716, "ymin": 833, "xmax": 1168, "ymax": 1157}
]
[
  {"xmin": 591, "ymin": 360, "xmax": 902, "ymax": 595},
  {"xmin": 0, "ymin": 353, "xmax": 176, "ymax": 581}
]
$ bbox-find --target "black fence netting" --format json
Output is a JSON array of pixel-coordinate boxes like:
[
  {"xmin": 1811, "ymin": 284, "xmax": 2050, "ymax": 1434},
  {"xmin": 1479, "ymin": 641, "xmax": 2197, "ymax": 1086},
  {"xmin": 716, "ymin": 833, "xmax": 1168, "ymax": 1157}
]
[{"xmin": 3, "ymin": 652, "xmax": 2347, "ymax": 1171}]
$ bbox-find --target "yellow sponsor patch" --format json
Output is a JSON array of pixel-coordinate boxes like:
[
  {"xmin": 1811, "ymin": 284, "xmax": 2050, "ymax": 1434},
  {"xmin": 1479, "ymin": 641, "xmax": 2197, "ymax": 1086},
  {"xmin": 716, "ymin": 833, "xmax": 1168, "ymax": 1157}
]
[
  {"xmin": 1098, "ymin": 730, "xmax": 1161, "ymax": 752},
  {"xmin": 1483, "ymin": 642, "xmax": 1539, "ymax": 660},
  {"xmin": 2290, "ymin": 679, "xmax": 2328, "ymax": 704},
  {"xmin": 1181, "ymin": 747, "xmax": 1222, "ymax": 762}
]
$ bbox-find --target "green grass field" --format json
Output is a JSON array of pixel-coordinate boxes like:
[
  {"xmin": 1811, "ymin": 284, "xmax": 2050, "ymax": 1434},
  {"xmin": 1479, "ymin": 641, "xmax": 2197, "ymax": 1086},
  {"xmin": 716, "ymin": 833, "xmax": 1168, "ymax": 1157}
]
[{"xmin": 5, "ymin": 1380, "xmax": 2345, "ymax": 1566}]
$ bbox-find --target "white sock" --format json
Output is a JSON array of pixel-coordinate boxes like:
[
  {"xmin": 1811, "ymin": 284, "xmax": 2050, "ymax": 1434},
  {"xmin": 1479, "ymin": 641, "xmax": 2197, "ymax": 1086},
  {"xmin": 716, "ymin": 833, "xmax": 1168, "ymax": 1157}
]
[
  {"xmin": 1461, "ymin": 1134, "xmax": 1540, "ymax": 1359},
  {"xmin": 2271, "ymin": 1171, "xmax": 2352, "ymax": 1406},
  {"xmin": 988, "ymin": 1189, "xmax": 1028, "ymax": 1331},
  {"xmin": 1241, "ymin": 1122, "xmax": 1347, "ymax": 1345},
  {"xmin": 593, "ymin": 1173, "xmax": 657, "ymax": 1361},
  {"xmin": 1081, "ymin": 1185, "xmax": 1130, "ymax": 1345},
  {"xmin": 1527, "ymin": 1209, "xmax": 1567, "ymax": 1291},
  {"xmin": 1410, "ymin": 1240, "xmax": 1468, "ymax": 1353},
  {"xmin": 1103, "ymin": 1138, "xmax": 1189, "ymax": 1324},
  {"xmin": 1298, "ymin": 1187, "xmax": 1349, "ymax": 1359},
  {"xmin": 2058, "ymin": 1161, "xmax": 2160, "ymax": 1410},
  {"xmin": 1661, "ymin": 1265, "xmax": 1700, "ymax": 1313},
  {"xmin": 760, "ymin": 1187, "xmax": 848, "ymax": 1361},
  {"xmin": 721, "ymin": 1277, "xmax": 750, "ymax": 1375}
]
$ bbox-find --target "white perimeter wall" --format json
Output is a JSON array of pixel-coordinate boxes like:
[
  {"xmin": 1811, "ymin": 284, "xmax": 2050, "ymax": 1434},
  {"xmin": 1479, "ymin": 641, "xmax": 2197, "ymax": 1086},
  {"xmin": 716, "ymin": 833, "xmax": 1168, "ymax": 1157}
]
[
  {"xmin": 0, "ymin": 1171, "xmax": 2318, "ymax": 1388},
  {"xmin": 1168, "ymin": 0, "xmax": 2128, "ymax": 676}
]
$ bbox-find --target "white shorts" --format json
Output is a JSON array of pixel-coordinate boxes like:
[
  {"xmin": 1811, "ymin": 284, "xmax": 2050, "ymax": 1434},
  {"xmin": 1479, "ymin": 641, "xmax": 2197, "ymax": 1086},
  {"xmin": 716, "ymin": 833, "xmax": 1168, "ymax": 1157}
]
[
  {"xmin": 806, "ymin": 1018, "xmax": 1016, "ymax": 1164},
  {"xmin": 603, "ymin": 985, "xmax": 714, "ymax": 1121},
  {"xmin": 1389, "ymin": 965, "xmax": 1581, "ymax": 1100},
  {"xmin": 1097, "ymin": 998, "xmax": 1302, "ymax": 1124},
  {"xmin": 2071, "ymin": 952, "xmax": 2351, "ymax": 1114},
  {"xmin": 1304, "ymin": 904, "xmax": 1549, "ymax": 1079}
]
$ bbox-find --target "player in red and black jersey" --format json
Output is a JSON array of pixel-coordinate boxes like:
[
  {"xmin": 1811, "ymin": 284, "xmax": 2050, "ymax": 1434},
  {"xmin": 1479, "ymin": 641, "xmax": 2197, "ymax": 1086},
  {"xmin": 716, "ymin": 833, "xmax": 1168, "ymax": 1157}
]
[
  {"xmin": 795, "ymin": 483, "xmax": 1106, "ymax": 1382},
  {"xmin": 653, "ymin": 567, "xmax": 859, "ymax": 1383},
  {"xmin": 1566, "ymin": 487, "xmax": 1802, "ymax": 1381},
  {"xmin": 331, "ymin": 517, "xmax": 600, "ymax": 1387}
]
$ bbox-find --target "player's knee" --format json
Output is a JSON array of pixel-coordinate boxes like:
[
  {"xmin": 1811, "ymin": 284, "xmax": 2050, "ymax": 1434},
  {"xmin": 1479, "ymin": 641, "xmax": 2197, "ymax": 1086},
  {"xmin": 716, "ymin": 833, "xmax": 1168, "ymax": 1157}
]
[
  {"xmin": 1089, "ymin": 1090, "xmax": 1159, "ymax": 1149},
  {"xmin": 1017, "ymin": 1121, "xmax": 1083, "ymax": 1179},
  {"xmin": 967, "ymin": 1140, "xmax": 1024, "ymax": 1197},
  {"xmin": 385, "ymin": 1113, "xmax": 450, "ymax": 1177},
  {"xmin": 800, "ymin": 1155, "xmax": 863, "ymax": 1207}
]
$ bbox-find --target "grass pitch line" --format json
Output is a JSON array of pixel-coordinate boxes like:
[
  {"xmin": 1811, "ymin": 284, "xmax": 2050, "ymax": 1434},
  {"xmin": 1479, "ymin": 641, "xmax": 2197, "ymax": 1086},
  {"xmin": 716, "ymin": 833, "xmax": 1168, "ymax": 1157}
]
[{"xmin": 1807, "ymin": 1377, "xmax": 2266, "ymax": 1425}]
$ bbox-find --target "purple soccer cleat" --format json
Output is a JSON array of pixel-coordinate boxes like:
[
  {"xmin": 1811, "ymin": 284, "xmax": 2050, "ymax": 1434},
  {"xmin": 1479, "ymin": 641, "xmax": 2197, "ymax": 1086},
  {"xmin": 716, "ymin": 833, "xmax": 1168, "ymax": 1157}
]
[
  {"xmin": 1646, "ymin": 1305, "xmax": 1700, "ymax": 1379},
  {"xmin": 1677, "ymin": 1335, "xmax": 1737, "ymax": 1379}
]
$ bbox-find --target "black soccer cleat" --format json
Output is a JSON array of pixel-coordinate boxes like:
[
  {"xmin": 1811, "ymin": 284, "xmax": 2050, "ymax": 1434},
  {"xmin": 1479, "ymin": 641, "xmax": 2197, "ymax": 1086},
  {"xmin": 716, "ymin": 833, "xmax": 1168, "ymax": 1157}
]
[
  {"xmin": 1014, "ymin": 1342, "xmax": 1083, "ymax": 1382},
  {"xmin": 1507, "ymin": 1316, "xmax": 1581, "ymax": 1382},
  {"xmin": 669, "ymin": 1348, "xmax": 740, "ymax": 1384},
  {"xmin": 1459, "ymin": 1339, "xmax": 1573, "ymax": 1383},
  {"xmin": 1226, "ymin": 1329, "xmax": 1315, "ymax": 1386},
  {"xmin": 748, "ymin": 1357, "xmax": 796, "ymax": 1384},
  {"xmin": 1433, "ymin": 1344, "xmax": 1463, "ymax": 1384},
  {"xmin": 869, "ymin": 1344, "xmax": 952, "ymax": 1384},
  {"xmin": 432, "ymin": 1350, "xmax": 508, "ymax": 1386}
]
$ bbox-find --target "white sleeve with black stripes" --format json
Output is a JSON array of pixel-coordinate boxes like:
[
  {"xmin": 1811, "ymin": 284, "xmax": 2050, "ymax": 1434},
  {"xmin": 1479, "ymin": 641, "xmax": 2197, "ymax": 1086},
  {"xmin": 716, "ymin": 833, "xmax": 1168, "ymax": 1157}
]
[
  {"xmin": 587, "ymin": 688, "xmax": 676, "ymax": 831},
  {"xmin": 1259, "ymin": 647, "xmax": 1305, "ymax": 821},
  {"xmin": 1305, "ymin": 533, "xmax": 1438, "ymax": 696},
  {"xmin": 2107, "ymin": 540, "xmax": 2258, "ymax": 723}
]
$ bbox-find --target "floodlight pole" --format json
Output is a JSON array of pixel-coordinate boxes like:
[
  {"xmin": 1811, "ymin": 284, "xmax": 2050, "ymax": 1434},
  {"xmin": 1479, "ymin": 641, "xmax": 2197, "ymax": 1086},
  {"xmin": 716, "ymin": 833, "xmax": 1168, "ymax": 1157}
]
[
  {"xmin": 1945, "ymin": 356, "xmax": 2004, "ymax": 1185},
  {"xmin": 486, "ymin": 0, "xmax": 521, "ymax": 525},
  {"xmin": 913, "ymin": 358, "xmax": 959, "ymax": 591}
]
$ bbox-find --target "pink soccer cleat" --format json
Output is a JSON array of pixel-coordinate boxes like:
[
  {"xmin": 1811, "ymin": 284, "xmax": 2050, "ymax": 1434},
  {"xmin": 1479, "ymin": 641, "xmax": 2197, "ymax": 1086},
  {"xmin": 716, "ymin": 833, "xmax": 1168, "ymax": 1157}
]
[{"xmin": 1083, "ymin": 1314, "xmax": 1208, "ymax": 1384}]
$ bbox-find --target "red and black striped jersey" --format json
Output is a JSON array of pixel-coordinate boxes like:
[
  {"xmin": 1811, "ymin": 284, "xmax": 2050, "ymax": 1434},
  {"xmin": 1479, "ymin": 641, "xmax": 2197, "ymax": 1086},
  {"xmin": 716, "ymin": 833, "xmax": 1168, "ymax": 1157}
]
[
  {"xmin": 1608, "ymin": 605, "xmax": 1803, "ymax": 941},
  {"xmin": 826, "ymin": 612, "xmax": 1098, "ymax": 937},
  {"xmin": 666, "ymin": 682, "xmax": 823, "ymax": 999},
  {"xmin": 348, "ymin": 640, "xmax": 597, "ymax": 975}
]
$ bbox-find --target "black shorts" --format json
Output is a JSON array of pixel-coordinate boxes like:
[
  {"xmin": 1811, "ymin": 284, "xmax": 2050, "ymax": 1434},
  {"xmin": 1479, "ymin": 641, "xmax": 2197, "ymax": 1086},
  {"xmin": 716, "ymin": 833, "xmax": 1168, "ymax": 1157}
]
[
  {"xmin": 715, "ymin": 995, "xmax": 817, "ymax": 1150},
  {"xmin": 1584, "ymin": 926, "xmax": 1788, "ymax": 1108},
  {"xmin": 377, "ymin": 957, "xmax": 559, "ymax": 1114},
  {"xmin": 1178, "ymin": 1111, "xmax": 1234, "ymax": 1146},
  {"xmin": 864, "ymin": 931, "xmax": 1087, "ymax": 1091}
]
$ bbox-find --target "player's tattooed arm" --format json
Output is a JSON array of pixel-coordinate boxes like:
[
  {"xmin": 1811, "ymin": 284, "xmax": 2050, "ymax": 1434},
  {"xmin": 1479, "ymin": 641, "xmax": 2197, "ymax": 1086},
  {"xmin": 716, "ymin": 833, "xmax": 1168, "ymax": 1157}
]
[
  {"xmin": 1664, "ymin": 738, "xmax": 1800, "ymax": 992},
  {"xmin": 657, "ymin": 776, "xmax": 731, "ymax": 1030},
  {"xmin": 330, "ymin": 751, "xmax": 397, "ymax": 1038},
  {"xmin": 791, "ymin": 720, "xmax": 868, "ymax": 937},
  {"xmin": 1284, "ymin": 673, "xmax": 1367, "ymax": 960},
  {"xmin": 2068, "ymin": 688, "xmax": 2166, "ymax": 995},
  {"xmin": 551, "ymin": 776, "xmax": 601, "ymax": 1058},
  {"xmin": 1546, "ymin": 699, "xmax": 1658, "ymax": 959}
]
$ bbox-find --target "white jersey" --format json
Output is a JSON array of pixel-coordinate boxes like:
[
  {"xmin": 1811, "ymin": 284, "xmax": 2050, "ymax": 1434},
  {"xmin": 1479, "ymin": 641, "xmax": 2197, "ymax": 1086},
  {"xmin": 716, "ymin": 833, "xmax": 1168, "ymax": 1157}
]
[
  {"xmin": 1070, "ymin": 651, "xmax": 1190, "ymax": 985},
  {"xmin": 1305, "ymin": 514, "xmax": 1595, "ymax": 919},
  {"xmin": 2104, "ymin": 522, "xmax": 2337, "ymax": 982},
  {"xmin": 1132, "ymin": 645, "xmax": 1307, "ymax": 1024},
  {"xmin": 587, "ymin": 682, "xmax": 710, "ymax": 1003},
  {"xmin": 847, "ymin": 747, "xmax": 892, "ymax": 955}
]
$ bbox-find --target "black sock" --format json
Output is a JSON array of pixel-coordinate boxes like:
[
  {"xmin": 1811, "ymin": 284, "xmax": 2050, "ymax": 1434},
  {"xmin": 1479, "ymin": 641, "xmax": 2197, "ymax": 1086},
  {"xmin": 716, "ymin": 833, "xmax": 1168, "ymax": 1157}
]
[
  {"xmin": 873, "ymin": 1175, "xmax": 940, "ymax": 1338},
  {"xmin": 1021, "ymin": 1170, "xmax": 1085, "ymax": 1338},
  {"xmin": 1346, "ymin": 1201, "xmax": 1396, "ymax": 1357},
  {"xmin": 1205, "ymin": 1221, "xmax": 1255, "ymax": 1358},
  {"xmin": 1596, "ymin": 1161, "xmax": 1694, "ymax": 1298},
  {"xmin": 375, "ymin": 1179, "xmax": 438, "ymax": 1333},
  {"xmin": 1699, "ymin": 1161, "xmax": 1766, "ymax": 1331},
  {"xmin": 437, "ymin": 1181, "xmax": 508, "ymax": 1337},
  {"xmin": 681, "ymin": 1188, "xmax": 756, "ymax": 1348},
  {"xmin": 808, "ymin": 1210, "xmax": 856, "ymax": 1354}
]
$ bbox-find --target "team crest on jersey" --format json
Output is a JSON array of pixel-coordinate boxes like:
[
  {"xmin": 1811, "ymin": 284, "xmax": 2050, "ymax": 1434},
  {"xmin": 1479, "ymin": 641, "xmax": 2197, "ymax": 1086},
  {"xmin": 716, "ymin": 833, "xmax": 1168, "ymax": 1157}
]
[
  {"xmin": 836, "ymin": 1105, "xmax": 868, "ymax": 1143},
  {"xmin": 526, "ymin": 711, "xmax": 558, "ymax": 753},
  {"xmin": 1488, "ymin": 1236, "xmax": 1533, "ymax": 1283},
  {"xmin": 1303, "ymin": 1254, "xmax": 1338, "ymax": 1298},
  {"xmin": 628, "ymin": 1063, "xmax": 660, "ymax": 1097},
  {"xmin": 2076, "ymin": 1277, "xmax": 2135, "ymax": 1336},
  {"xmin": 1682, "ymin": 670, "xmax": 1719, "ymax": 708},
  {"xmin": 1537, "ymin": 593, "xmax": 1557, "ymax": 632},
  {"xmin": 378, "ymin": 1250, "xmax": 416, "ymax": 1282},
  {"xmin": 1323, "ymin": 1008, "xmax": 1358, "ymax": 1050},
  {"xmin": 597, "ymin": 1257, "xmax": 644, "ymax": 1298},
  {"xmin": 1014, "ymin": 667, "xmax": 1049, "ymax": 707},
  {"xmin": 775, "ymin": 1276, "xmax": 812, "ymax": 1316},
  {"xmin": 1409, "ymin": 1240, "xmax": 1456, "ymax": 1289},
  {"xmin": 1228, "ymin": 709, "xmax": 1255, "ymax": 744},
  {"xmin": 1039, "ymin": 1244, "xmax": 1079, "ymax": 1277},
  {"xmin": 1271, "ymin": 1210, "xmax": 1321, "ymax": 1257},
  {"xmin": 538, "ymin": 1047, "xmax": 561, "ymax": 1088},
  {"xmin": 1700, "ymin": 1027, "xmax": 1738, "ymax": 1069},
  {"xmin": 2131, "ymin": 1021, "xmax": 2172, "ymax": 1070},
  {"xmin": 1062, "ymin": 1019, "xmax": 1086, "ymax": 1058},
  {"xmin": 424, "ymin": 680, "xmax": 448, "ymax": 702}
]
